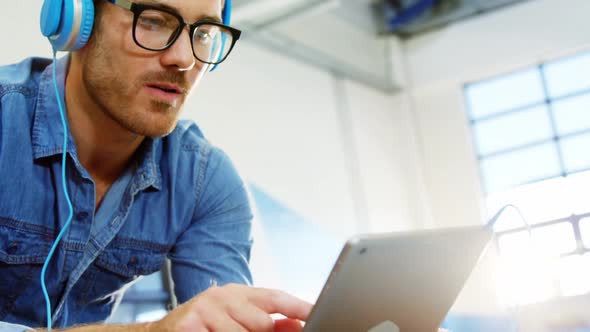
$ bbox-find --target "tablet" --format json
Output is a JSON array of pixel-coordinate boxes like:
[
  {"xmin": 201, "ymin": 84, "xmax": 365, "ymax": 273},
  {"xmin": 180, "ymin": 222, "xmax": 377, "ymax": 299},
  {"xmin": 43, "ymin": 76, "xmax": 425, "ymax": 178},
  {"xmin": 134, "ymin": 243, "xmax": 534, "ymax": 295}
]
[{"xmin": 303, "ymin": 225, "xmax": 493, "ymax": 332}]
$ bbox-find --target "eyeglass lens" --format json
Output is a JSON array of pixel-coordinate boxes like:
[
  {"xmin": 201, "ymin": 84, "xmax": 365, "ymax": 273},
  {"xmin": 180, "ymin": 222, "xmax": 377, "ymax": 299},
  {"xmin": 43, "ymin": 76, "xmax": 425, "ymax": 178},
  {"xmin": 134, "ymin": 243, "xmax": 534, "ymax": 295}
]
[{"xmin": 134, "ymin": 8, "xmax": 234, "ymax": 64}]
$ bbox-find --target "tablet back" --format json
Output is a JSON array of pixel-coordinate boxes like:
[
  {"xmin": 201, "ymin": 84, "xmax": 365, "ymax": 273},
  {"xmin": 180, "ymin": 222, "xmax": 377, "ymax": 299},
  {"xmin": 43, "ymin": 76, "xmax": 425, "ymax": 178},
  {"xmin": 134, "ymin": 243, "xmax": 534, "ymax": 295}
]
[{"xmin": 303, "ymin": 225, "xmax": 493, "ymax": 332}]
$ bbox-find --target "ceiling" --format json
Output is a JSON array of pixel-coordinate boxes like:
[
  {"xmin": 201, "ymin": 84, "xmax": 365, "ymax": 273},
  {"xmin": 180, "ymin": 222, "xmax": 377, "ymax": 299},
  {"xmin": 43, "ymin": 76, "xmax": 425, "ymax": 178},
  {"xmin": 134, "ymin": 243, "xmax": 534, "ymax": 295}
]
[
  {"xmin": 379, "ymin": 0, "xmax": 535, "ymax": 37},
  {"xmin": 229, "ymin": 0, "xmax": 534, "ymax": 92}
]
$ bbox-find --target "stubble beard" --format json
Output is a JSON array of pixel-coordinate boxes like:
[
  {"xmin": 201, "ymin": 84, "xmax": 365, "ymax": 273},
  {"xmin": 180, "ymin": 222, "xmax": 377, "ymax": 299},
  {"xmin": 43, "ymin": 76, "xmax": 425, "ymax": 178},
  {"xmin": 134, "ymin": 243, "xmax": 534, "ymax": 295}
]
[{"xmin": 81, "ymin": 29, "xmax": 182, "ymax": 138}]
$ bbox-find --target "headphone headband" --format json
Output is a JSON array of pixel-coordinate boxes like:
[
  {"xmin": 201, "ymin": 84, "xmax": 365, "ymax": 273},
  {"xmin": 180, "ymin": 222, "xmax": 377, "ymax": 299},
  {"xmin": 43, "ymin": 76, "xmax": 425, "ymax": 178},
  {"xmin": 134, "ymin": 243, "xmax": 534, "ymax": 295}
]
[
  {"xmin": 40, "ymin": 0, "xmax": 233, "ymax": 61},
  {"xmin": 223, "ymin": 0, "xmax": 232, "ymax": 25}
]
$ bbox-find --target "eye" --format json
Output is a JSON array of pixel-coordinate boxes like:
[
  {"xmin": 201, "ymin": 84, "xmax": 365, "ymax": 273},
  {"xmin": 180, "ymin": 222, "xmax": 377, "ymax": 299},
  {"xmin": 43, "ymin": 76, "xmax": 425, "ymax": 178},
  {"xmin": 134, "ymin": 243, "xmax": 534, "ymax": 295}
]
[
  {"xmin": 138, "ymin": 16, "xmax": 166, "ymax": 31},
  {"xmin": 137, "ymin": 10, "xmax": 178, "ymax": 32},
  {"xmin": 194, "ymin": 28, "xmax": 213, "ymax": 44}
]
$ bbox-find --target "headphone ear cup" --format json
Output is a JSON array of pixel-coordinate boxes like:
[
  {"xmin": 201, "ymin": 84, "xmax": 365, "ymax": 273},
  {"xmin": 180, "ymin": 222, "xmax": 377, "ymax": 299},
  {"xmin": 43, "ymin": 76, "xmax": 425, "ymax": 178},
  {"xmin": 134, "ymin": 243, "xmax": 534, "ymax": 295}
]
[
  {"xmin": 210, "ymin": 0, "xmax": 232, "ymax": 72},
  {"xmin": 40, "ymin": 0, "xmax": 94, "ymax": 51},
  {"xmin": 40, "ymin": 0, "xmax": 63, "ymax": 37},
  {"xmin": 72, "ymin": 0, "xmax": 95, "ymax": 50}
]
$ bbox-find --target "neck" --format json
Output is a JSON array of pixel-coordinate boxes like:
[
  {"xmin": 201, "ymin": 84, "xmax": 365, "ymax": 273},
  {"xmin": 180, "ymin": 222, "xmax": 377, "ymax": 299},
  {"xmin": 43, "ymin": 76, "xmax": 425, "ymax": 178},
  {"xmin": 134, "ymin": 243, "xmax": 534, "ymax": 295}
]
[{"xmin": 65, "ymin": 56, "xmax": 144, "ymax": 184}]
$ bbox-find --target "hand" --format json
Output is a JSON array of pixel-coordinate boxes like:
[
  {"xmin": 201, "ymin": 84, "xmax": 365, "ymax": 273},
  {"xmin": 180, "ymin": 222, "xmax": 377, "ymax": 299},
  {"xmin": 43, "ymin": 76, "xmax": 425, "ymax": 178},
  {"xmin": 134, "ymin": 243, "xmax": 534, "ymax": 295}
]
[{"xmin": 150, "ymin": 283, "xmax": 312, "ymax": 332}]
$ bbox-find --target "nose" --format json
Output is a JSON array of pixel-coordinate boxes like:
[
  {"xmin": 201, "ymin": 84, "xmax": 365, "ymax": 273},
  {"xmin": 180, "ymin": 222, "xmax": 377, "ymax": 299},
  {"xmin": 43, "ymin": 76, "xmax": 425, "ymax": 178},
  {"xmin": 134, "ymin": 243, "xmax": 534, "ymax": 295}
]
[{"xmin": 160, "ymin": 26, "xmax": 196, "ymax": 71}]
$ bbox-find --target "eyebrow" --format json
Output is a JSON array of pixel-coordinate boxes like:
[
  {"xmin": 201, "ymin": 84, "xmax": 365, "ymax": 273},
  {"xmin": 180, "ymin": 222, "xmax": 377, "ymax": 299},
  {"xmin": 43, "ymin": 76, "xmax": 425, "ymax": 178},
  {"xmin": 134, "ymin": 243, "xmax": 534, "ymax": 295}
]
[{"xmin": 138, "ymin": 0, "xmax": 224, "ymax": 24}]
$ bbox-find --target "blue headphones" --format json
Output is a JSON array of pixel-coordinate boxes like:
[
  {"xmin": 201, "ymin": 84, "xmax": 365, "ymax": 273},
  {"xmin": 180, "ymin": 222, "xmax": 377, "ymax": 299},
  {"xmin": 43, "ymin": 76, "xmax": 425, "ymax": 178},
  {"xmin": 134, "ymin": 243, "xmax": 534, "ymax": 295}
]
[{"xmin": 40, "ymin": 0, "xmax": 232, "ymax": 52}]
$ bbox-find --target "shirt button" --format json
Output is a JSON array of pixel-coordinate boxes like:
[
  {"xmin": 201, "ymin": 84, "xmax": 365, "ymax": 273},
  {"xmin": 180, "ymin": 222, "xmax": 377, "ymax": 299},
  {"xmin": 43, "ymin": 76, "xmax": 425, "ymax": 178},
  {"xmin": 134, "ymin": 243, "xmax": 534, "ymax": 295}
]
[
  {"xmin": 6, "ymin": 242, "xmax": 18, "ymax": 255},
  {"xmin": 128, "ymin": 256, "xmax": 138, "ymax": 267},
  {"xmin": 76, "ymin": 211, "xmax": 89, "ymax": 221}
]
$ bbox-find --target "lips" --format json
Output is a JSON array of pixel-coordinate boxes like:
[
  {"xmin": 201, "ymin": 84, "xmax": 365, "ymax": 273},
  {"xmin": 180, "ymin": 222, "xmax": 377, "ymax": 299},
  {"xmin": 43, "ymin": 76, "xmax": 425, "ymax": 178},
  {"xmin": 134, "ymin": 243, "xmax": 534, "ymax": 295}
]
[
  {"xmin": 146, "ymin": 82, "xmax": 183, "ymax": 94},
  {"xmin": 144, "ymin": 82, "xmax": 185, "ymax": 103}
]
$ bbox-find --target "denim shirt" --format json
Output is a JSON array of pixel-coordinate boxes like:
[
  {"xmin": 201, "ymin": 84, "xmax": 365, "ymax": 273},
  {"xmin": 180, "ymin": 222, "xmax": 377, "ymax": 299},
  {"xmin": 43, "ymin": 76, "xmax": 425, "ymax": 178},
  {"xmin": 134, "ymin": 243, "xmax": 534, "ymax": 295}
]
[{"xmin": 0, "ymin": 57, "xmax": 253, "ymax": 328}]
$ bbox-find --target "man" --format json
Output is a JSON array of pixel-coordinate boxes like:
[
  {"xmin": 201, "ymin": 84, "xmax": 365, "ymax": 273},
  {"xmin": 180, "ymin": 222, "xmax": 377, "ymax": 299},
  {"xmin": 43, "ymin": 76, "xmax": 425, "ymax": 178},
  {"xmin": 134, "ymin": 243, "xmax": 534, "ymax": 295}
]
[{"xmin": 0, "ymin": 0, "xmax": 311, "ymax": 330}]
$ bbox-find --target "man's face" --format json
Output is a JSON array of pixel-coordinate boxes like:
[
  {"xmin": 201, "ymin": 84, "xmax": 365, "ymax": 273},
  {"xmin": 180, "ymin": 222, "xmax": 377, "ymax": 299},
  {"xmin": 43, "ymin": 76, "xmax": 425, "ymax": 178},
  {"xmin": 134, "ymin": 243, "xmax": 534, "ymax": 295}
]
[{"xmin": 79, "ymin": 0, "xmax": 223, "ymax": 137}]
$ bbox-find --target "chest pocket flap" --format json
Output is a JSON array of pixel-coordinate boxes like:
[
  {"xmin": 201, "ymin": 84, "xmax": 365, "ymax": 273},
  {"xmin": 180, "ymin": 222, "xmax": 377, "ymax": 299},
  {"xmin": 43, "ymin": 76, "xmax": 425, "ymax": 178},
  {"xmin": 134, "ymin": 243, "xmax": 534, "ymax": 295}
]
[
  {"xmin": 94, "ymin": 239, "xmax": 168, "ymax": 278},
  {"xmin": 0, "ymin": 225, "xmax": 50, "ymax": 265}
]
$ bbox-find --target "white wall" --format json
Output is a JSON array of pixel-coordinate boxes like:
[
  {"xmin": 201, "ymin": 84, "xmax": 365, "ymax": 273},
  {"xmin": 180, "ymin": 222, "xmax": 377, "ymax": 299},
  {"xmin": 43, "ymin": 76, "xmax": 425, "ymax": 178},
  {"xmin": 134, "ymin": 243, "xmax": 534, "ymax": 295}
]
[
  {"xmin": 1, "ymin": 1, "xmax": 50, "ymax": 61},
  {"xmin": 399, "ymin": 0, "xmax": 590, "ymax": 315},
  {"xmin": 344, "ymin": 78, "xmax": 429, "ymax": 233},
  {"xmin": 186, "ymin": 44, "xmax": 361, "ymax": 236},
  {"xmin": 186, "ymin": 41, "xmax": 419, "ymax": 236}
]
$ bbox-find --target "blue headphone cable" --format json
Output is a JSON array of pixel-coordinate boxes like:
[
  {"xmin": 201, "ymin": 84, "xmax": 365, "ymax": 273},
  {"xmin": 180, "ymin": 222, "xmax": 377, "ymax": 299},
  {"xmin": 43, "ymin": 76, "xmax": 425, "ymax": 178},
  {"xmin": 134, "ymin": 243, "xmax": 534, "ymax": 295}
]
[{"xmin": 40, "ymin": 47, "xmax": 76, "ymax": 331}]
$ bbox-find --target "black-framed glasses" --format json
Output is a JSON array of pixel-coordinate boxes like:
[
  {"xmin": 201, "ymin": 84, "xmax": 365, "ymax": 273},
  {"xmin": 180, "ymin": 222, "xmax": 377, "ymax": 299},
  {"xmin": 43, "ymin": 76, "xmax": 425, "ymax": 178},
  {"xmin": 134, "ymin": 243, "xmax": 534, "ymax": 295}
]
[{"xmin": 108, "ymin": 0, "xmax": 241, "ymax": 65}]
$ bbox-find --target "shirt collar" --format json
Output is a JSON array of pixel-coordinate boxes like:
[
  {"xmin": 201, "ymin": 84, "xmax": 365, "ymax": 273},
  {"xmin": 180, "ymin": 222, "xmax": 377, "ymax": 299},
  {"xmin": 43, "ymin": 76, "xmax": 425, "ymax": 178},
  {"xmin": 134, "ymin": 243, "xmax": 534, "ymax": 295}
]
[
  {"xmin": 132, "ymin": 138, "xmax": 162, "ymax": 192},
  {"xmin": 32, "ymin": 55, "xmax": 77, "ymax": 160},
  {"xmin": 31, "ymin": 55, "xmax": 162, "ymax": 191}
]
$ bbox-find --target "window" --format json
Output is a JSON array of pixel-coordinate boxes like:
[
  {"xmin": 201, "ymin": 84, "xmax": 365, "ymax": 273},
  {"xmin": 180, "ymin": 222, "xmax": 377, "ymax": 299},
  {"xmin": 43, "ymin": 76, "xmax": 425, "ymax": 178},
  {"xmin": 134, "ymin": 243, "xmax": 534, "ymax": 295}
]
[
  {"xmin": 464, "ymin": 50, "xmax": 590, "ymax": 306},
  {"xmin": 466, "ymin": 51, "xmax": 590, "ymax": 193}
]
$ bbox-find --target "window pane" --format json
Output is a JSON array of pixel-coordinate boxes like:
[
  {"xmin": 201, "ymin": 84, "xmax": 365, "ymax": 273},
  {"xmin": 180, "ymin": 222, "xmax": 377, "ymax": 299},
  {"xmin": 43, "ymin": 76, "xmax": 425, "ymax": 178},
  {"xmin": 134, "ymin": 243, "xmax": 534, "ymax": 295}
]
[
  {"xmin": 553, "ymin": 93, "xmax": 590, "ymax": 135},
  {"xmin": 486, "ymin": 171, "xmax": 590, "ymax": 227},
  {"xmin": 558, "ymin": 254, "xmax": 590, "ymax": 297},
  {"xmin": 581, "ymin": 217, "xmax": 590, "ymax": 248},
  {"xmin": 545, "ymin": 51, "xmax": 590, "ymax": 98},
  {"xmin": 560, "ymin": 133, "xmax": 590, "ymax": 173},
  {"xmin": 498, "ymin": 231, "xmax": 533, "ymax": 256},
  {"xmin": 488, "ymin": 206, "xmax": 529, "ymax": 232},
  {"xmin": 496, "ymin": 241, "xmax": 555, "ymax": 306},
  {"xmin": 532, "ymin": 222, "xmax": 576, "ymax": 256},
  {"xmin": 481, "ymin": 143, "xmax": 561, "ymax": 192},
  {"xmin": 473, "ymin": 105, "xmax": 552, "ymax": 156},
  {"xmin": 466, "ymin": 68, "xmax": 545, "ymax": 119}
]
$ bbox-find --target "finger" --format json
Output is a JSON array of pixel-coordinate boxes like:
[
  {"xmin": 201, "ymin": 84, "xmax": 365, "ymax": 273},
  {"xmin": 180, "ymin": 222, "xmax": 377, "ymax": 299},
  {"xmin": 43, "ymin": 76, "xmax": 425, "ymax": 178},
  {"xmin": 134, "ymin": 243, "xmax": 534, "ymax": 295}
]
[
  {"xmin": 226, "ymin": 301, "xmax": 274, "ymax": 332},
  {"xmin": 274, "ymin": 318, "xmax": 304, "ymax": 332},
  {"xmin": 207, "ymin": 314, "xmax": 248, "ymax": 332},
  {"xmin": 200, "ymin": 303, "xmax": 248, "ymax": 332},
  {"xmin": 244, "ymin": 287, "xmax": 313, "ymax": 321}
]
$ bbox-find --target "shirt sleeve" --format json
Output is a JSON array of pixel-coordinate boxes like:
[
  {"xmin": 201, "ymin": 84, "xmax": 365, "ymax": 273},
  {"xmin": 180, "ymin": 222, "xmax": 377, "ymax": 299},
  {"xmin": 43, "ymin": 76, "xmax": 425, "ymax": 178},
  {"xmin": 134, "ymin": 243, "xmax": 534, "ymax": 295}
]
[{"xmin": 170, "ymin": 146, "xmax": 254, "ymax": 304}]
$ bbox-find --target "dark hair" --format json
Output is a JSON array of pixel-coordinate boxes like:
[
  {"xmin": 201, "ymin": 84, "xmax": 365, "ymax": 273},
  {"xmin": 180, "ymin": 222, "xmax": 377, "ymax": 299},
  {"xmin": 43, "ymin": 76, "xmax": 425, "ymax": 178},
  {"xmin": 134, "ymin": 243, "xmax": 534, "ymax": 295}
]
[{"xmin": 92, "ymin": 0, "xmax": 104, "ymax": 30}]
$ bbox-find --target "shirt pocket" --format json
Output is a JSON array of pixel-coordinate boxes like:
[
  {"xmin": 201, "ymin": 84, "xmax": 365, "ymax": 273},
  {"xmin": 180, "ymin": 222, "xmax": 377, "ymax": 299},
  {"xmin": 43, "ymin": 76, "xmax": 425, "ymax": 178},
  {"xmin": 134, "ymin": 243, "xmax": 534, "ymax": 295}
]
[
  {"xmin": 0, "ymin": 225, "xmax": 50, "ymax": 318},
  {"xmin": 76, "ymin": 240, "xmax": 167, "ymax": 307}
]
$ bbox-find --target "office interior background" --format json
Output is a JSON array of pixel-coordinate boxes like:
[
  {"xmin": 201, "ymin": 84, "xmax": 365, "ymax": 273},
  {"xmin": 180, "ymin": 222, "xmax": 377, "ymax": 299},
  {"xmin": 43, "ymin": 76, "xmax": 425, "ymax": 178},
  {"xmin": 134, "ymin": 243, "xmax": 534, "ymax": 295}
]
[{"xmin": 2, "ymin": 0, "xmax": 590, "ymax": 331}]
